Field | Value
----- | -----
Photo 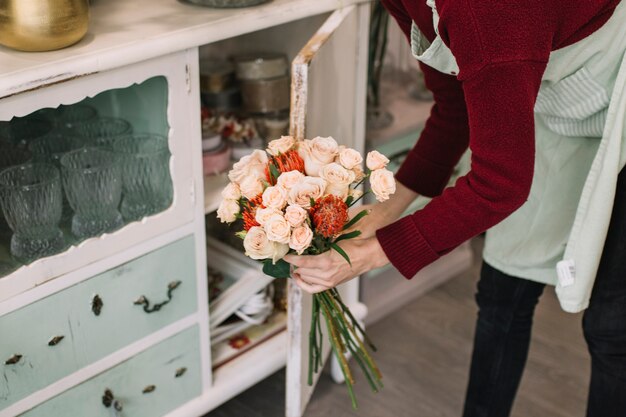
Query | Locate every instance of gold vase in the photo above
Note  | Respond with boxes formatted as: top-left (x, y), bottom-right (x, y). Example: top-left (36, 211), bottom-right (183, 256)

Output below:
top-left (0, 0), bottom-right (89, 52)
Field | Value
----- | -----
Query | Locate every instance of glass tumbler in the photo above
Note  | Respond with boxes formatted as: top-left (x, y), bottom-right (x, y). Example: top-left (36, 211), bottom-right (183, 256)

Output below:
top-left (0, 163), bottom-right (65, 263)
top-left (0, 142), bottom-right (33, 238)
top-left (111, 134), bottom-right (173, 221)
top-left (60, 148), bottom-right (124, 238)
top-left (29, 134), bottom-right (85, 223)
top-left (68, 117), bottom-right (132, 149)
top-left (7, 117), bottom-right (53, 148)
top-left (56, 104), bottom-right (98, 129)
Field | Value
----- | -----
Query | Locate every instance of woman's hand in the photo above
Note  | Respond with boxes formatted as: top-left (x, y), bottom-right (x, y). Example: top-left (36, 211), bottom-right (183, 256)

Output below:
top-left (284, 237), bottom-right (389, 293)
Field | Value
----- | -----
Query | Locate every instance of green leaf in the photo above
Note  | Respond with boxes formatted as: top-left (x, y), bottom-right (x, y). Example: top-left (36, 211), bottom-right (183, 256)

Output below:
top-left (345, 195), bottom-right (354, 206)
top-left (335, 230), bottom-right (361, 243)
top-left (235, 230), bottom-right (248, 240)
top-left (343, 209), bottom-right (369, 231)
top-left (331, 243), bottom-right (351, 266)
top-left (310, 197), bottom-right (316, 208)
top-left (262, 258), bottom-right (291, 278)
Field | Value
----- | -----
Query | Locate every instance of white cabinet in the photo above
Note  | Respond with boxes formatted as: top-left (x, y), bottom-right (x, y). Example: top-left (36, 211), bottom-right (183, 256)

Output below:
top-left (0, 1), bottom-right (371, 416)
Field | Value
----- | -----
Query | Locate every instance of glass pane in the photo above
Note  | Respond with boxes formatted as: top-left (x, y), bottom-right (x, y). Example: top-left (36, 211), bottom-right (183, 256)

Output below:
top-left (0, 76), bottom-right (171, 276)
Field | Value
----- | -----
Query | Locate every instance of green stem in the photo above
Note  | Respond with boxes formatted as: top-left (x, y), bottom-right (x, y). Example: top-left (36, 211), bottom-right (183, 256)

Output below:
top-left (319, 299), bottom-right (358, 409)
top-left (319, 293), bottom-right (382, 392)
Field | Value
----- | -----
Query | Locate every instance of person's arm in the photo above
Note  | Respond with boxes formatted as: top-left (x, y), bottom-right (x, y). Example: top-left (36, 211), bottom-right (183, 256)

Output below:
top-left (377, 61), bottom-right (546, 278)
top-left (286, 60), bottom-right (546, 292)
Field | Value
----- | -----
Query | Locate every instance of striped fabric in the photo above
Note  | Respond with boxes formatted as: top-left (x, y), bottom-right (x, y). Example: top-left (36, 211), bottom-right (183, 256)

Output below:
top-left (535, 67), bottom-right (610, 137)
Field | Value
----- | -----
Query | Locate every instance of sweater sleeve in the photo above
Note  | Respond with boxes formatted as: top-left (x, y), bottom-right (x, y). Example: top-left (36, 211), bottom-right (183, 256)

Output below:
top-left (377, 60), bottom-right (546, 278)
top-left (395, 63), bottom-right (470, 197)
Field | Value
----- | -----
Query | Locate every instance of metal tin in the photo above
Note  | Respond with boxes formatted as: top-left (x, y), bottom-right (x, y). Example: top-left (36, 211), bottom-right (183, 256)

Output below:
top-left (200, 87), bottom-right (242, 111)
top-left (240, 76), bottom-right (290, 114)
top-left (234, 53), bottom-right (288, 80)
top-left (200, 60), bottom-right (236, 93)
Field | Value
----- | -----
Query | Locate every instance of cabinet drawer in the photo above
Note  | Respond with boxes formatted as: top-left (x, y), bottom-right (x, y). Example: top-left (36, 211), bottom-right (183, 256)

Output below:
top-left (21, 325), bottom-right (202, 417)
top-left (0, 235), bottom-right (198, 409)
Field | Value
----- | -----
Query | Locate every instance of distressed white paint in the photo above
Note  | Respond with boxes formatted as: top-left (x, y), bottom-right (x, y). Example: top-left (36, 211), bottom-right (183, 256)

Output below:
top-left (0, 0), bottom-right (368, 99)
top-left (286, 5), bottom-right (370, 417)
top-left (0, 1), bottom-right (371, 416)
top-left (0, 51), bottom-right (199, 303)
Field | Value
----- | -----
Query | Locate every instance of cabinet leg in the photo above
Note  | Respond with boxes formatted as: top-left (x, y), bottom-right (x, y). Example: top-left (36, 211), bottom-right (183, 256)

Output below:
top-left (330, 354), bottom-right (347, 384)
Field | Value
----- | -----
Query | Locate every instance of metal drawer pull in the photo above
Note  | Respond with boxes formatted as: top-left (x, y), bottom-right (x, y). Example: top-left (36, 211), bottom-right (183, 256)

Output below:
top-left (5, 354), bottom-right (22, 365)
top-left (48, 336), bottom-right (65, 346)
top-left (102, 389), bottom-right (123, 411)
top-left (175, 367), bottom-right (187, 378)
top-left (133, 280), bottom-right (182, 313)
top-left (92, 294), bottom-right (103, 316)
top-left (142, 385), bottom-right (156, 394)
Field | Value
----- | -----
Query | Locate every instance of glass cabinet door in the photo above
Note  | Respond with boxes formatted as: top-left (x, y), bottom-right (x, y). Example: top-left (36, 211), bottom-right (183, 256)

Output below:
top-left (0, 50), bottom-right (202, 302)
top-left (286, 5), bottom-right (369, 417)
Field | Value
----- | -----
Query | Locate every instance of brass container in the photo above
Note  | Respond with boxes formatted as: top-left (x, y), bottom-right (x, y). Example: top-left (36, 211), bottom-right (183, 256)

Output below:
top-left (0, 0), bottom-right (89, 52)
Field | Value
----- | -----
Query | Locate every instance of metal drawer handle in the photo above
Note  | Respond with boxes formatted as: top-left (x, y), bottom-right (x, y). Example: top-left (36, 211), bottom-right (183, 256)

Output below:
top-left (102, 389), bottom-right (123, 411)
top-left (5, 354), bottom-right (22, 365)
top-left (133, 280), bottom-right (182, 313)
top-left (175, 367), bottom-right (187, 378)
top-left (142, 385), bottom-right (156, 394)
top-left (92, 294), bottom-right (103, 316)
top-left (48, 336), bottom-right (65, 346)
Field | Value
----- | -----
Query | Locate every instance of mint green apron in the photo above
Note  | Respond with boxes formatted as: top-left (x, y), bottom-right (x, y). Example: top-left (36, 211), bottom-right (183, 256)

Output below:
top-left (411, 0), bottom-right (626, 312)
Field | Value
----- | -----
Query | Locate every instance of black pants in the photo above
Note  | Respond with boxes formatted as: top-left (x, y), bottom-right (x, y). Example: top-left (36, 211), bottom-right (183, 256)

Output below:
top-left (463, 169), bottom-right (626, 417)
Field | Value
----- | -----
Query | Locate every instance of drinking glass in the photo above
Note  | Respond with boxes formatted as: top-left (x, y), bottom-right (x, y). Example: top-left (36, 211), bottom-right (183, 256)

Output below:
top-left (0, 163), bottom-right (65, 262)
top-left (29, 134), bottom-right (85, 222)
top-left (60, 148), bottom-right (124, 238)
top-left (0, 142), bottom-right (33, 238)
top-left (67, 117), bottom-right (132, 148)
top-left (56, 104), bottom-right (98, 129)
top-left (111, 133), bottom-right (173, 221)
top-left (6, 117), bottom-right (53, 147)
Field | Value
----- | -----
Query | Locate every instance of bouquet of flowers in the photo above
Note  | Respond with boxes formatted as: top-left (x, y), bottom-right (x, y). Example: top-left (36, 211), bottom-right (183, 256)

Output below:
top-left (217, 135), bottom-right (395, 407)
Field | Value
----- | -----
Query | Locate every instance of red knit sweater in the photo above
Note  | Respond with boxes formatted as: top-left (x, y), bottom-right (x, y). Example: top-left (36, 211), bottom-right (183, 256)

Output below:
top-left (376, 0), bottom-right (620, 278)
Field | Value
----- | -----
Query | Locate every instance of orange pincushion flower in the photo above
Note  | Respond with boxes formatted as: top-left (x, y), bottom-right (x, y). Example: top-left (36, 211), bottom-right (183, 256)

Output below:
top-left (242, 195), bottom-right (263, 231)
top-left (311, 195), bottom-right (349, 238)
top-left (266, 149), bottom-right (305, 184)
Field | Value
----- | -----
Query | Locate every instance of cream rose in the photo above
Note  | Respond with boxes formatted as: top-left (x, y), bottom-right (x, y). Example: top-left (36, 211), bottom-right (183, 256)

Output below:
top-left (217, 199), bottom-right (240, 223)
top-left (239, 176), bottom-right (264, 200)
top-left (255, 207), bottom-right (282, 226)
top-left (244, 226), bottom-right (289, 263)
top-left (320, 162), bottom-right (356, 199)
top-left (264, 214), bottom-right (291, 244)
top-left (228, 149), bottom-right (269, 184)
top-left (276, 170), bottom-right (304, 191)
top-left (366, 150), bottom-right (390, 171)
top-left (287, 177), bottom-right (327, 208)
top-left (284, 204), bottom-right (308, 227)
top-left (289, 223), bottom-right (313, 255)
top-left (262, 186), bottom-right (287, 210)
top-left (370, 168), bottom-right (396, 202)
top-left (221, 182), bottom-right (241, 200)
top-left (337, 147), bottom-right (363, 170)
top-left (297, 136), bottom-right (338, 176)
top-left (267, 135), bottom-right (296, 156)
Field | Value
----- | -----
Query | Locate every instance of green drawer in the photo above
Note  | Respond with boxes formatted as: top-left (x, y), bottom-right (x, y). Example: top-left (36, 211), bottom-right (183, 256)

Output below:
top-left (22, 325), bottom-right (202, 417)
top-left (0, 235), bottom-right (198, 410)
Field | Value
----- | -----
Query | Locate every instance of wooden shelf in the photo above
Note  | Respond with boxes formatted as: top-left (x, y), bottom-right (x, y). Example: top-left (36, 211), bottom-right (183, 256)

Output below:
top-left (0, 0), bottom-right (367, 103)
